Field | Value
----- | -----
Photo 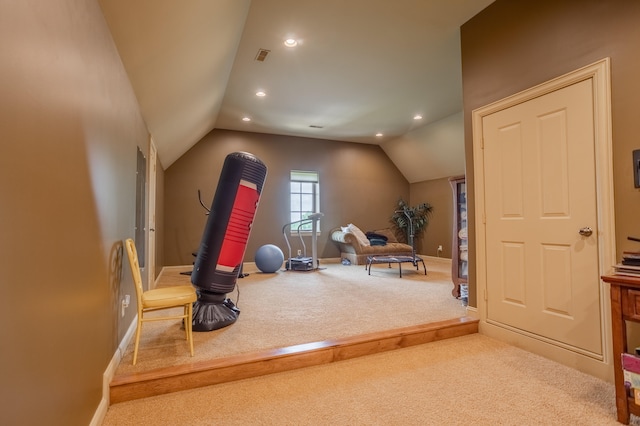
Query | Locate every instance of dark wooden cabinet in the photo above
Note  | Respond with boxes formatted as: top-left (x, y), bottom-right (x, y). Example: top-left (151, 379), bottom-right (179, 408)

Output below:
top-left (601, 274), bottom-right (640, 424)
top-left (449, 176), bottom-right (467, 299)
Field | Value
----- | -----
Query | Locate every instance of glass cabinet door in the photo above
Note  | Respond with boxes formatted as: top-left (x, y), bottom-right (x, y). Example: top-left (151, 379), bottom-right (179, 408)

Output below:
top-left (449, 176), bottom-right (467, 300)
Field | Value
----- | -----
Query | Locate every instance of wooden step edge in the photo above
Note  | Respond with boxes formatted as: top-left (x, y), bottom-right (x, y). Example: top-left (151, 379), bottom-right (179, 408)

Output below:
top-left (110, 316), bottom-right (478, 404)
top-left (111, 316), bottom-right (477, 385)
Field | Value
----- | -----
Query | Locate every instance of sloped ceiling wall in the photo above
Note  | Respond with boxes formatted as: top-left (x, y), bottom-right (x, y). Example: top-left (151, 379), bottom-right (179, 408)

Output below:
top-left (99, 0), bottom-right (492, 181)
top-left (99, 0), bottom-right (252, 168)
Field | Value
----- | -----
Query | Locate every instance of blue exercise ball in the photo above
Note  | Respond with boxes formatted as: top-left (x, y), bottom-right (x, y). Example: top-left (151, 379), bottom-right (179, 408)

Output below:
top-left (255, 244), bottom-right (284, 273)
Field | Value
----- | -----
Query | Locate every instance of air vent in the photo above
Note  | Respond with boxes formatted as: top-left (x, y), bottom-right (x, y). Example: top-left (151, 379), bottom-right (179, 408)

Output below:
top-left (309, 125), bottom-right (324, 129)
top-left (255, 48), bottom-right (270, 62)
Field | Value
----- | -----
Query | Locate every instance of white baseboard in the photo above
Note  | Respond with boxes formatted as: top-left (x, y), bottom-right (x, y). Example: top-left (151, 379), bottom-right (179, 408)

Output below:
top-left (193, 258), bottom-right (345, 275)
top-left (420, 255), bottom-right (452, 265)
top-left (465, 305), bottom-right (478, 319)
top-left (158, 265), bottom-right (193, 274)
top-left (242, 262), bottom-right (258, 273)
top-left (319, 257), bottom-right (342, 264)
top-left (480, 320), bottom-right (613, 383)
top-left (90, 315), bottom-right (137, 425)
top-left (163, 257), bottom-right (442, 275)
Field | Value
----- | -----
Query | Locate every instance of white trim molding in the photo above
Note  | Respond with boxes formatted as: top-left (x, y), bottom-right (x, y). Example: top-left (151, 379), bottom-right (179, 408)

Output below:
top-left (90, 316), bottom-right (137, 425)
top-left (472, 58), bottom-right (616, 382)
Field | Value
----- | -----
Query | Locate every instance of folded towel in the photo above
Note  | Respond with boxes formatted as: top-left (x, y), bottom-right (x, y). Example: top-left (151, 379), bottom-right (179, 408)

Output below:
top-left (365, 232), bottom-right (388, 242)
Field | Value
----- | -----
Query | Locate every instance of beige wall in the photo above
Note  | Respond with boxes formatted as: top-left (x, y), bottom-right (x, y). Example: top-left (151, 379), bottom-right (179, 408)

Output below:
top-left (410, 177), bottom-right (456, 257)
top-left (382, 112), bottom-right (465, 183)
top-left (163, 129), bottom-right (411, 265)
top-left (0, 1), bottom-right (148, 424)
top-left (16, 1), bottom-right (632, 422)
top-left (461, 0), bottom-right (640, 307)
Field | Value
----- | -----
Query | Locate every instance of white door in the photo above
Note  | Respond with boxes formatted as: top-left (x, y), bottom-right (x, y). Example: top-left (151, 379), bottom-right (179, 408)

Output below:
top-left (482, 78), bottom-right (601, 355)
top-left (147, 139), bottom-right (157, 290)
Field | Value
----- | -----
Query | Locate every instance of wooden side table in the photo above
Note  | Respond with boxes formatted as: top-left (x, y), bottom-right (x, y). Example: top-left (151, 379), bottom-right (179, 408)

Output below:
top-left (602, 274), bottom-right (640, 424)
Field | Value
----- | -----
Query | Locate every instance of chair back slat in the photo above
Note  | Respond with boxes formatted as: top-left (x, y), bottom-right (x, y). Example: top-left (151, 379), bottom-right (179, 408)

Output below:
top-left (125, 238), bottom-right (144, 309)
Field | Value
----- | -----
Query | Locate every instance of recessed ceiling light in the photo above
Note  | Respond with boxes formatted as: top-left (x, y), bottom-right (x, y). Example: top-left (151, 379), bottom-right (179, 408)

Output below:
top-left (284, 38), bottom-right (298, 47)
top-left (414, 114), bottom-right (423, 120)
top-left (376, 133), bottom-right (383, 137)
top-left (256, 91), bottom-right (266, 97)
top-left (242, 117), bottom-right (251, 122)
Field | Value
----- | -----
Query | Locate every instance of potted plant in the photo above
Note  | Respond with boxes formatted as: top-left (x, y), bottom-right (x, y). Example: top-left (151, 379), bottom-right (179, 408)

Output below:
top-left (390, 198), bottom-right (434, 245)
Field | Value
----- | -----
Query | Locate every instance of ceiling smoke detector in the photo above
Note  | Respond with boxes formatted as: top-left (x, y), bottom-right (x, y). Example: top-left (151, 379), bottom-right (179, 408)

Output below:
top-left (255, 49), bottom-right (270, 62)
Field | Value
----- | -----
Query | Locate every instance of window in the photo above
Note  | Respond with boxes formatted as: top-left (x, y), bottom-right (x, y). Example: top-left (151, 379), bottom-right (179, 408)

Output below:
top-left (290, 170), bottom-right (319, 232)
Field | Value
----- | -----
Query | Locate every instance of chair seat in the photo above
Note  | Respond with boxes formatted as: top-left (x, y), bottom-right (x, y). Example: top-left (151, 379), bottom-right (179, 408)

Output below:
top-left (142, 286), bottom-right (197, 309)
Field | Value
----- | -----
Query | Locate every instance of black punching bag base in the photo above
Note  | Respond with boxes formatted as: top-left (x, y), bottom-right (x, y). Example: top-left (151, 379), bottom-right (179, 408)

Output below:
top-left (192, 291), bottom-right (240, 332)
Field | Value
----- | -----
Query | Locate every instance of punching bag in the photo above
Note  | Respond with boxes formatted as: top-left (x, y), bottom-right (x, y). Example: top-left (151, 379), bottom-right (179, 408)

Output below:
top-left (191, 152), bottom-right (267, 331)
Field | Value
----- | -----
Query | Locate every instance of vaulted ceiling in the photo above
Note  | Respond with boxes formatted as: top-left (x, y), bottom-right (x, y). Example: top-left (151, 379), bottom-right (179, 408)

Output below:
top-left (99, 0), bottom-right (494, 182)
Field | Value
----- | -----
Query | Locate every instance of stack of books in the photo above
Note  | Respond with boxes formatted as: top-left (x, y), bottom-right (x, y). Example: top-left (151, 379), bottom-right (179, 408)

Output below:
top-left (614, 251), bottom-right (640, 277)
top-left (622, 353), bottom-right (640, 403)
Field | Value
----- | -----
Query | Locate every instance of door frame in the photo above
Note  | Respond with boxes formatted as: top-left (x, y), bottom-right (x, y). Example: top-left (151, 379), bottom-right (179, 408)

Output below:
top-left (471, 58), bottom-right (616, 381)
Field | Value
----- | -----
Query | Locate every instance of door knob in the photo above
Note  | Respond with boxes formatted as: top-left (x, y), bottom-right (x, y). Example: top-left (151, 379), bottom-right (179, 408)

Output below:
top-left (579, 227), bottom-right (593, 237)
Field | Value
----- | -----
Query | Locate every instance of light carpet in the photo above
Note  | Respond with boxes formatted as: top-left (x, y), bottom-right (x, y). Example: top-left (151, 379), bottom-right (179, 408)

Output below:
top-left (104, 333), bottom-right (638, 425)
top-left (115, 258), bottom-right (467, 374)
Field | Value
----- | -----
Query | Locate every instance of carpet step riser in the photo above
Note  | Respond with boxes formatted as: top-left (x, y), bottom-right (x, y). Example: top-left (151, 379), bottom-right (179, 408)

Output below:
top-left (110, 318), bottom-right (478, 404)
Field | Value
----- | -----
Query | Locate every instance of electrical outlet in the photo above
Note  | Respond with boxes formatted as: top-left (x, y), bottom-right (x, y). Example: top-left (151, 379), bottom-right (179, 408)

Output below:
top-left (297, 249), bottom-right (302, 256)
top-left (437, 245), bottom-right (443, 252)
top-left (121, 294), bottom-right (131, 317)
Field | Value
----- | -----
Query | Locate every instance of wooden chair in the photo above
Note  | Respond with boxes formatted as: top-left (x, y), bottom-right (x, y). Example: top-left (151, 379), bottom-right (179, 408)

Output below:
top-left (124, 238), bottom-right (197, 365)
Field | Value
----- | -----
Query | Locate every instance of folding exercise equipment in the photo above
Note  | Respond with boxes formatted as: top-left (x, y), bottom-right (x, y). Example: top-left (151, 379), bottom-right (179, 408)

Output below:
top-left (282, 212), bottom-right (323, 271)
